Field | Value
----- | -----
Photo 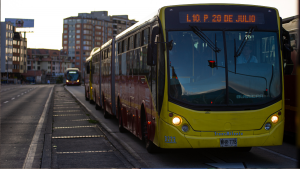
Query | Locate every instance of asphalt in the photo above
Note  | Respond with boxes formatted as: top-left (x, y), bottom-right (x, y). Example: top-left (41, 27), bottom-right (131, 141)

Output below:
top-left (43, 85), bottom-right (140, 168)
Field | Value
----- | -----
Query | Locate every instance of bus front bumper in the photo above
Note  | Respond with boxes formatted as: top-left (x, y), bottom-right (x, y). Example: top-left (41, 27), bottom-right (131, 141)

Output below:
top-left (158, 119), bottom-right (284, 149)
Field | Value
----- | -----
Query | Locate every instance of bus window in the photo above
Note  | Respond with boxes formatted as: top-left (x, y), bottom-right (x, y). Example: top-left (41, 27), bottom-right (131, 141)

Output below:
top-left (142, 28), bottom-right (149, 46)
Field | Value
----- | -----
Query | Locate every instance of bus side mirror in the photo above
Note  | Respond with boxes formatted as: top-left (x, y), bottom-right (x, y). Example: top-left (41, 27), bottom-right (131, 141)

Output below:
top-left (282, 28), bottom-right (293, 61)
top-left (147, 26), bottom-right (159, 66)
top-left (86, 65), bottom-right (90, 73)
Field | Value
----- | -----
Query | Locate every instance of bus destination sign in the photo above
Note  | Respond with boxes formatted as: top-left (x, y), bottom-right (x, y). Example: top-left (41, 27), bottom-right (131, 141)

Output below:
top-left (179, 11), bottom-right (264, 24)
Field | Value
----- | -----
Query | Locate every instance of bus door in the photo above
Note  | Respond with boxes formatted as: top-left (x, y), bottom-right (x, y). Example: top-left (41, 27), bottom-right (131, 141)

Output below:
top-left (131, 49), bottom-right (139, 135)
top-left (128, 50), bottom-right (134, 132)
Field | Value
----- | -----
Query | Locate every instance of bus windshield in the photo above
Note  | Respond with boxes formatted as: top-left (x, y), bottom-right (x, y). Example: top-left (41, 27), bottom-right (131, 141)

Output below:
top-left (67, 71), bottom-right (79, 81)
top-left (168, 30), bottom-right (281, 105)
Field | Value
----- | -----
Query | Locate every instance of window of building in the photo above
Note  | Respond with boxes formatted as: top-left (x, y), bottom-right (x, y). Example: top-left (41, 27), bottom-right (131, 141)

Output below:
top-left (64, 41), bottom-right (67, 44)
top-left (76, 24), bottom-right (80, 28)
top-left (64, 35), bottom-right (67, 38)
top-left (76, 40), bottom-right (80, 44)
top-left (64, 25), bottom-right (68, 28)
top-left (27, 66), bottom-right (31, 70)
top-left (76, 30), bottom-right (80, 33)
top-left (52, 67), bottom-right (55, 70)
top-left (76, 46), bottom-right (80, 49)
top-left (64, 30), bottom-right (67, 33)
top-left (76, 35), bottom-right (80, 38)
top-left (64, 20), bottom-right (68, 24)
top-left (76, 62), bottom-right (80, 65)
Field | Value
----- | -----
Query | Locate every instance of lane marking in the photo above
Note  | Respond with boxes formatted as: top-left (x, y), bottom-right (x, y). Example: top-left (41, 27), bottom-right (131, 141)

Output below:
top-left (17, 95), bottom-right (20, 97)
top-left (56, 150), bottom-right (114, 154)
top-left (258, 147), bottom-right (297, 162)
top-left (53, 114), bottom-right (84, 116)
top-left (22, 86), bottom-right (54, 169)
top-left (53, 125), bottom-right (96, 129)
top-left (4, 101), bottom-right (9, 103)
top-left (12, 98), bottom-right (15, 100)
top-left (52, 135), bottom-right (105, 139)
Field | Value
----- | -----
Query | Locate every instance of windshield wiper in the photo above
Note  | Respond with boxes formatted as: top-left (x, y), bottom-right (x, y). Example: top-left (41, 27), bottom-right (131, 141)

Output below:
top-left (234, 26), bottom-right (255, 73)
top-left (190, 25), bottom-right (221, 53)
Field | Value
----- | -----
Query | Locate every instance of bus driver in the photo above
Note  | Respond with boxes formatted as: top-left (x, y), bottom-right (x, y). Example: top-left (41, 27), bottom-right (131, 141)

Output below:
top-left (237, 43), bottom-right (258, 64)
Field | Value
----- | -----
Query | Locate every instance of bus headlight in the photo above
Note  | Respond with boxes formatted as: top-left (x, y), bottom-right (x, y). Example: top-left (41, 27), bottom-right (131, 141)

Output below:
top-left (77, 80), bottom-right (79, 82)
top-left (172, 116), bottom-right (182, 126)
top-left (66, 80), bottom-right (69, 82)
top-left (271, 115), bottom-right (279, 124)
top-left (265, 123), bottom-right (271, 130)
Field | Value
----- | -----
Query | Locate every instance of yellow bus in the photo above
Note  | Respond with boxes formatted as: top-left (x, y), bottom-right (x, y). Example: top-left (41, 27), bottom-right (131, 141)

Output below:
top-left (87, 3), bottom-right (291, 153)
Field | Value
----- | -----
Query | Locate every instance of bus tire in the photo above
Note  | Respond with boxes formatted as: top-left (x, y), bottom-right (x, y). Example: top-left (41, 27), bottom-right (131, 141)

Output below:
top-left (118, 101), bottom-right (126, 133)
top-left (103, 99), bottom-right (109, 119)
top-left (85, 89), bottom-right (89, 101)
top-left (141, 109), bottom-right (159, 153)
top-left (95, 103), bottom-right (101, 110)
top-left (90, 91), bottom-right (95, 104)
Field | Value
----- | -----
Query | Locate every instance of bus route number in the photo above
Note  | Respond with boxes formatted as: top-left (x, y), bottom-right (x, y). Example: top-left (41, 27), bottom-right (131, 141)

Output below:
top-left (165, 136), bottom-right (176, 143)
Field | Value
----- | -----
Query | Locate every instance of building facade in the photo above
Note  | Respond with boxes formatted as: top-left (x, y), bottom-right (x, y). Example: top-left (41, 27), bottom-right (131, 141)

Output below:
top-left (1, 21), bottom-right (26, 83)
top-left (23, 48), bottom-right (72, 83)
top-left (62, 11), bottom-right (137, 77)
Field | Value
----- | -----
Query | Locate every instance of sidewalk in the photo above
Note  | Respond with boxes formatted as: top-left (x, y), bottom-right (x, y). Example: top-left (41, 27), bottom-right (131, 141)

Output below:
top-left (45, 85), bottom-right (133, 168)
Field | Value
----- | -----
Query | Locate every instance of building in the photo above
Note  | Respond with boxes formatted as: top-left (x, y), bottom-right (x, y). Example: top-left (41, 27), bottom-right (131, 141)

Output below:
top-left (62, 11), bottom-right (137, 77)
top-left (1, 21), bottom-right (26, 84)
top-left (22, 48), bottom-right (72, 83)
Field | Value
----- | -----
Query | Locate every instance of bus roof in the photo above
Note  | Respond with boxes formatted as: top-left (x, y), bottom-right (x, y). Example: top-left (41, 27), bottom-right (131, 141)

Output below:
top-left (66, 68), bottom-right (80, 71)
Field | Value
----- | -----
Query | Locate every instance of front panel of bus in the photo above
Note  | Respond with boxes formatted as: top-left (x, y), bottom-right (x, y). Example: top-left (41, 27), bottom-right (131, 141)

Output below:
top-left (158, 4), bottom-right (284, 148)
top-left (66, 70), bottom-right (80, 85)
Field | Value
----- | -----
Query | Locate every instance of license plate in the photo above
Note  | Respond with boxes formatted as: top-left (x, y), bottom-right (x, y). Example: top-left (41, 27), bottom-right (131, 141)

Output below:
top-left (220, 138), bottom-right (237, 147)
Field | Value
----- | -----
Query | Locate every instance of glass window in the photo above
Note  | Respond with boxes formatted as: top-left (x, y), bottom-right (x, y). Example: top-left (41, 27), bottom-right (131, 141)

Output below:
top-left (168, 30), bottom-right (281, 106)
top-left (64, 25), bottom-right (68, 28)
top-left (142, 28), bottom-right (149, 45)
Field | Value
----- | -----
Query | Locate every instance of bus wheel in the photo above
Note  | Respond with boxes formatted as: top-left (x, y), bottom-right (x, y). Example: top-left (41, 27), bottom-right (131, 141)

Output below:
top-left (85, 89), bottom-right (89, 101)
top-left (90, 92), bottom-right (95, 104)
top-left (103, 99), bottom-right (109, 119)
top-left (118, 102), bottom-right (126, 133)
top-left (95, 103), bottom-right (101, 110)
top-left (142, 114), bottom-right (159, 153)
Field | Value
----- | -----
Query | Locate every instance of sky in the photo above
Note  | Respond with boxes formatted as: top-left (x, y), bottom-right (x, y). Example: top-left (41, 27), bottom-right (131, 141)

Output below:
top-left (1, 0), bottom-right (298, 50)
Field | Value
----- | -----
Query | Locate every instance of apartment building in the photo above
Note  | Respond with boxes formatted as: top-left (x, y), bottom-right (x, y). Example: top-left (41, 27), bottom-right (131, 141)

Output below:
top-left (62, 11), bottom-right (137, 77)
top-left (1, 21), bottom-right (22, 83)
top-left (23, 48), bottom-right (72, 83)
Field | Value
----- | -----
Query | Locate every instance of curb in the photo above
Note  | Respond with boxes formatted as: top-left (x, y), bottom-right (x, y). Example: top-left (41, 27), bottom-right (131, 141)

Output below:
top-left (64, 86), bottom-right (149, 168)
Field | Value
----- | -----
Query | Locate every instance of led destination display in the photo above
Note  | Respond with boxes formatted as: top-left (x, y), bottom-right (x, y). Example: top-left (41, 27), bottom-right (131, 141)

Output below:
top-left (179, 11), bottom-right (264, 24)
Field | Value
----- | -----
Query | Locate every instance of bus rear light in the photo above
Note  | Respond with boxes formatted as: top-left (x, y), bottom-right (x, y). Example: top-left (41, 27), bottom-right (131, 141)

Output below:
top-left (172, 116), bottom-right (182, 126)
top-left (271, 115), bottom-right (279, 123)
top-left (148, 121), bottom-right (151, 125)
